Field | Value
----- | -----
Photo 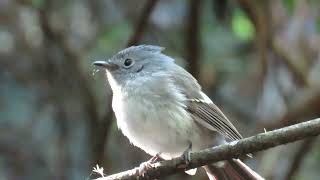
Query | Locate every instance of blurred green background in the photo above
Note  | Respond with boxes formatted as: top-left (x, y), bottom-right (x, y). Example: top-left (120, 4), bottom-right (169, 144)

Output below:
top-left (1, 0), bottom-right (320, 179)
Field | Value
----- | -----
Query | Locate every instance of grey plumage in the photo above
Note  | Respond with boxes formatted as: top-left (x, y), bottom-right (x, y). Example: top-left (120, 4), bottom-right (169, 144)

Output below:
top-left (93, 45), bottom-right (263, 180)
top-left (187, 100), bottom-right (242, 141)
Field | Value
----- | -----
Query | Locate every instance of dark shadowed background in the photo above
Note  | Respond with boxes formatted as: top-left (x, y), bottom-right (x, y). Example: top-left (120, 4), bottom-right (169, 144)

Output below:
top-left (1, 0), bottom-right (320, 179)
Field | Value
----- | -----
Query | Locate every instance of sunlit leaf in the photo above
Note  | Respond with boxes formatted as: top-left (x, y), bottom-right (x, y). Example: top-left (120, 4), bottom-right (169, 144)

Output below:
top-left (231, 10), bottom-right (255, 41)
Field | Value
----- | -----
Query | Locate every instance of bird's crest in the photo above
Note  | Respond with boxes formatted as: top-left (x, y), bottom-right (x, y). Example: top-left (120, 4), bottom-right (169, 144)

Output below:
top-left (117, 45), bottom-right (165, 57)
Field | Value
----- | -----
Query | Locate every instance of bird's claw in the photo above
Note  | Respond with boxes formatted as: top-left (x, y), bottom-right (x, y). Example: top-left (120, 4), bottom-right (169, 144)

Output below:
top-left (138, 153), bottom-right (162, 176)
top-left (181, 142), bottom-right (192, 164)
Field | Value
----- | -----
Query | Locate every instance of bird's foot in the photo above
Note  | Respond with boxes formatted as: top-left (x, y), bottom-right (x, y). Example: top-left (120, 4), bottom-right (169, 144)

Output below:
top-left (181, 142), bottom-right (192, 164)
top-left (138, 153), bottom-right (162, 176)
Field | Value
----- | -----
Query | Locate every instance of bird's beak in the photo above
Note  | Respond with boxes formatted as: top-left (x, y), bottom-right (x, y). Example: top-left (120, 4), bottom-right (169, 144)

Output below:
top-left (93, 60), bottom-right (119, 71)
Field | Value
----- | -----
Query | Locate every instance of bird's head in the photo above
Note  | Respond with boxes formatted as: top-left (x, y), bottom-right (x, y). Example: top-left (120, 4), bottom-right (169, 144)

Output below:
top-left (93, 45), bottom-right (174, 87)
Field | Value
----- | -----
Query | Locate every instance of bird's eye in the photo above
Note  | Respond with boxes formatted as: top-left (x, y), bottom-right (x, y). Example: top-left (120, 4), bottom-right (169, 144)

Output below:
top-left (124, 58), bottom-right (133, 67)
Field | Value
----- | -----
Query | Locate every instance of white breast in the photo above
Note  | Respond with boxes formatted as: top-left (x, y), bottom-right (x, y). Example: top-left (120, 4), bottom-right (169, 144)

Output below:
top-left (108, 73), bottom-right (184, 158)
top-left (108, 72), bottom-right (216, 159)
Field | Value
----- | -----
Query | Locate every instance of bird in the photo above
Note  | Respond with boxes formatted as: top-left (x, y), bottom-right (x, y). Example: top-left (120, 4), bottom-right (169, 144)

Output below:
top-left (93, 45), bottom-right (264, 180)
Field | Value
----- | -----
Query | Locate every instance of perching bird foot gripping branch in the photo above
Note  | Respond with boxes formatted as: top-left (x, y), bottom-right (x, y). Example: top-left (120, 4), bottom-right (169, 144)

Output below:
top-left (94, 118), bottom-right (320, 180)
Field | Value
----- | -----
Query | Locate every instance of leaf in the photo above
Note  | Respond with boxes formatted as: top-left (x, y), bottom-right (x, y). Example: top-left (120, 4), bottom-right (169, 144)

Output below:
top-left (231, 10), bottom-right (255, 41)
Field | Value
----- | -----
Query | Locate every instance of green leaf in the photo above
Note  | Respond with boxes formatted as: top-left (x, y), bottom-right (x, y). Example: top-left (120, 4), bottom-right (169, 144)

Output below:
top-left (231, 10), bottom-right (255, 41)
top-left (283, 0), bottom-right (295, 14)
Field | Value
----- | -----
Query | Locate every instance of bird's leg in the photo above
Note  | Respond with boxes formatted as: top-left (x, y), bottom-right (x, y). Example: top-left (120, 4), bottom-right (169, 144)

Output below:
top-left (181, 142), bottom-right (192, 164)
top-left (149, 152), bottom-right (163, 163)
top-left (138, 152), bottom-right (162, 176)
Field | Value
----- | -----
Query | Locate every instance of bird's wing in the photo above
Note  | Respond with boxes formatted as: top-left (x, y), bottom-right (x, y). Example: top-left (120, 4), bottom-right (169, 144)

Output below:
top-left (168, 64), bottom-right (243, 141)
top-left (186, 97), bottom-right (243, 141)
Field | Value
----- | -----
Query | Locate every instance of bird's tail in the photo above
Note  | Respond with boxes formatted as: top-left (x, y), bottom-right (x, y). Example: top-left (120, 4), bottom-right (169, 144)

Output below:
top-left (203, 159), bottom-right (264, 180)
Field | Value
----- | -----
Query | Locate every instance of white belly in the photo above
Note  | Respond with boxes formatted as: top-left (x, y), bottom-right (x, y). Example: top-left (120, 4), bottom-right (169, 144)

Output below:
top-left (113, 95), bottom-right (219, 160)
top-left (108, 73), bottom-right (218, 159)
top-left (113, 94), bottom-right (194, 159)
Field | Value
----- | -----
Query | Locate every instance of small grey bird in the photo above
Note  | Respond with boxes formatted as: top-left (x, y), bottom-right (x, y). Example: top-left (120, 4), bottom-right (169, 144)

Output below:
top-left (94, 45), bottom-right (264, 180)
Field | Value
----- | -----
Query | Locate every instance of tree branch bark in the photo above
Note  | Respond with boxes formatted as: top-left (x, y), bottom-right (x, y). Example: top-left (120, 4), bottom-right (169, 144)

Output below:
top-left (186, 0), bottom-right (201, 78)
top-left (127, 0), bottom-right (159, 47)
top-left (284, 137), bottom-right (316, 180)
top-left (94, 118), bottom-right (320, 180)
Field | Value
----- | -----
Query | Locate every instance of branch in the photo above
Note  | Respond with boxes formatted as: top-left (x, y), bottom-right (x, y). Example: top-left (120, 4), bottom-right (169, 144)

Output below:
top-left (284, 137), bottom-right (316, 180)
top-left (237, 0), bottom-right (270, 91)
top-left (272, 38), bottom-right (310, 86)
top-left (36, 0), bottom-right (105, 167)
top-left (127, 0), bottom-right (159, 47)
top-left (94, 118), bottom-right (320, 180)
top-left (186, 0), bottom-right (201, 78)
top-left (266, 90), bottom-right (320, 130)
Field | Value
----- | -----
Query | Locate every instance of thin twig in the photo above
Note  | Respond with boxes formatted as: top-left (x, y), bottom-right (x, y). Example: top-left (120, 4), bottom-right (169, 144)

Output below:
top-left (127, 0), bottom-right (159, 47)
top-left (266, 90), bottom-right (320, 130)
top-left (284, 137), bottom-right (316, 180)
top-left (36, 1), bottom-right (104, 167)
top-left (237, 0), bottom-right (270, 93)
top-left (271, 38), bottom-right (310, 86)
top-left (186, 0), bottom-right (201, 78)
top-left (95, 118), bottom-right (320, 180)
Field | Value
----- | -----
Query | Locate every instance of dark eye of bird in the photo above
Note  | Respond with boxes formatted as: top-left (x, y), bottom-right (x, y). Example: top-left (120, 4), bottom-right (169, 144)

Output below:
top-left (124, 58), bottom-right (133, 67)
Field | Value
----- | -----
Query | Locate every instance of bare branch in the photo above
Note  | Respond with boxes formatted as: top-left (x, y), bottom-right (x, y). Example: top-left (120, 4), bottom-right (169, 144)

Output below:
top-left (284, 137), bottom-right (316, 180)
top-left (94, 118), bottom-right (320, 180)
top-left (266, 90), bottom-right (320, 130)
top-left (272, 38), bottom-right (310, 86)
top-left (185, 0), bottom-right (201, 78)
top-left (236, 0), bottom-right (270, 87)
top-left (127, 0), bottom-right (159, 47)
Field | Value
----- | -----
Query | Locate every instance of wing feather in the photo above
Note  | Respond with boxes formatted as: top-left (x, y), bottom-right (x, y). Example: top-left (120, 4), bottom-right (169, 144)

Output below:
top-left (187, 99), bottom-right (243, 141)
top-left (167, 64), bottom-right (243, 141)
